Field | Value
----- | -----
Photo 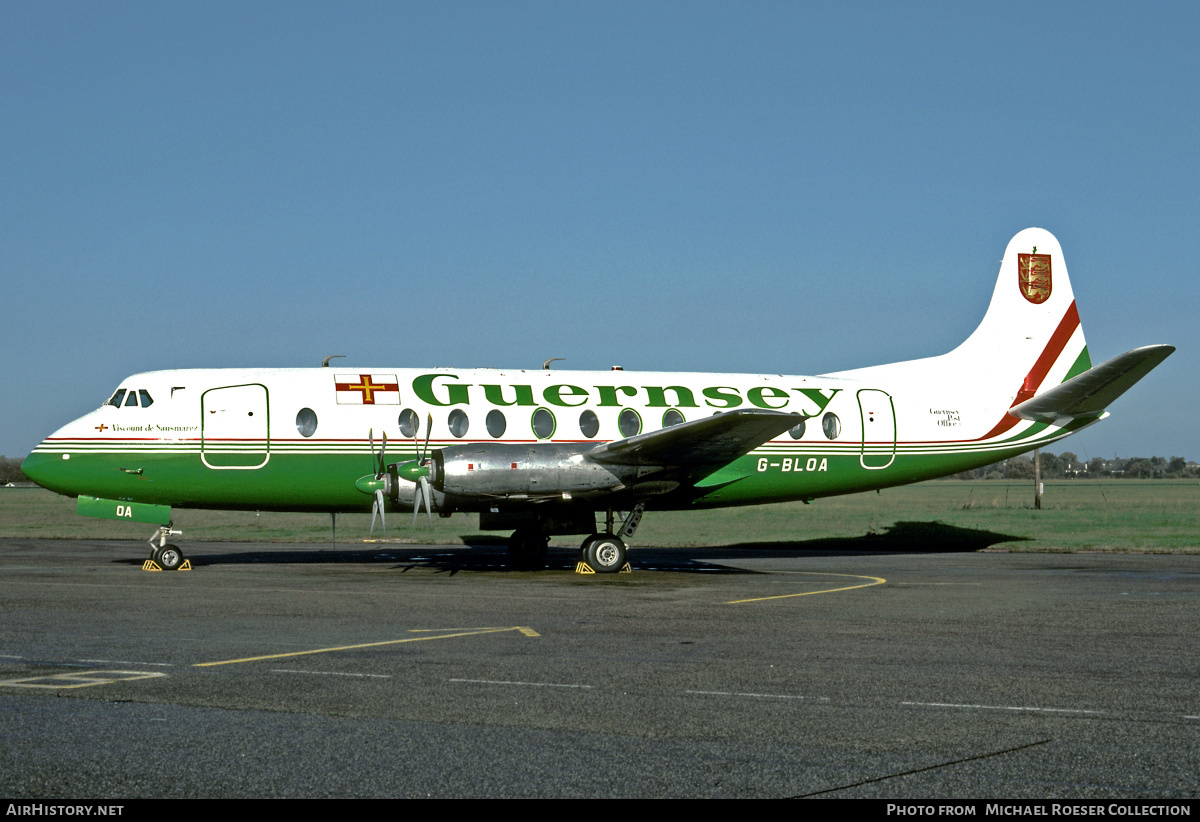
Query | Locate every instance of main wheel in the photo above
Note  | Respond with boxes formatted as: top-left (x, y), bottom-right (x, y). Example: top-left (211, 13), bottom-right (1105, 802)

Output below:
top-left (155, 544), bottom-right (185, 571)
top-left (584, 535), bottom-right (626, 573)
top-left (579, 532), bottom-right (605, 562)
top-left (507, 528), bottom-right (548, 570)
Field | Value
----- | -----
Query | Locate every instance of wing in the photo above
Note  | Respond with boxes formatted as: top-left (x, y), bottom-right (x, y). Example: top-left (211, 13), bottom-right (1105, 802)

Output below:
top-left (1009, 344), bottom-right (1174, 422)
top-left (588, 408), bottom-right (799, 478)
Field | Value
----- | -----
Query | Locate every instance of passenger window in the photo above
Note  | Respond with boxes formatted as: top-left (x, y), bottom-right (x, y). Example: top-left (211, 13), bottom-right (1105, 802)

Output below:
top-left (398, 409), bottom-right (419, 438)
top-left (579, 409), bottom-right (599, 439)
top-left (822, 412), bottom-right (841, 440)
top-left (532, 408), bottom-right (555, 439)
top-left (486, 409), bottom-right (506, 438)
top-left (448, 409), bottom-right (469, 438)
top-left (789, 417), bottom-right (806, 439)
top-left (618, 408), bottom-right (642, 438)
top-left (139, 390), bottom-right (154, 408)
top-left (296, 408), bottom-right (318, 438)
top-left (662, 409), bottom-right (684, 428)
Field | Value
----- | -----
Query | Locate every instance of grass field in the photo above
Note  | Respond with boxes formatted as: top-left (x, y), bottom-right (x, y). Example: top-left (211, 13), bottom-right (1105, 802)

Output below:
top-left (2, 481), bottom-right (1196, 553)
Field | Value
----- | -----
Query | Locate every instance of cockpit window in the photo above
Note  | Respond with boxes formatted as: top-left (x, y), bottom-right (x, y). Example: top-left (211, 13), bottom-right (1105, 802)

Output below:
top-left (107, 388), bottom-right (154, 408)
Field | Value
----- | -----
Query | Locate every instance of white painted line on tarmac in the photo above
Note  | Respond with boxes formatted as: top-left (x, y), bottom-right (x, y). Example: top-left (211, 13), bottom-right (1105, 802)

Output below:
top-left (450, 678), bottom-right (593, 689)
top-left (687, 690), bottom-right (830, 701)
top-left (271, 668), bottom-right (392, 678)
top-left (902, 701), bottom-right (1103, 714)
top-left (79, 658), bottom-right (174, 667)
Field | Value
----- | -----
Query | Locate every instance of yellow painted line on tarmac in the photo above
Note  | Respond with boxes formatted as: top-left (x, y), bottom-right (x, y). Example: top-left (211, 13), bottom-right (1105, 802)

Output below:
top-left (194, 626), bottom-right (537, 667)
top-left (727, 572), bottom-right (886, 604)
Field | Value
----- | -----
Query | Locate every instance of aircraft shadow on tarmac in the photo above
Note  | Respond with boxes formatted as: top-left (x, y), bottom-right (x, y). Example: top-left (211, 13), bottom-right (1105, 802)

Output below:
top-left (115, 521), bottom-right (1027, 574)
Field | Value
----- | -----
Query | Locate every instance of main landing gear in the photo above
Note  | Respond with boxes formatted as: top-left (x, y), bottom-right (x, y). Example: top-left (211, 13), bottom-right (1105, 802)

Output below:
top-left (577, 532), bottom-right (629, 573)
top-left (143, 525), bottom-right (190, 572)
top-left (505, 505), bottom-right (642, 574)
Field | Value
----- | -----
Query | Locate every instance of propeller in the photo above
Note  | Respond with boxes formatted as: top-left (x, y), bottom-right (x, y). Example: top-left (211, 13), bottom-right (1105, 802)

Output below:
top-left (397, 414), bottom-right (434, 526)
top-left (353, 428), bottom-right (392, 536)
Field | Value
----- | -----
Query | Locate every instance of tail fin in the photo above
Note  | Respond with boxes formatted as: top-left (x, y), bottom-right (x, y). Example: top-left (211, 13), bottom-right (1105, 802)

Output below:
top-left (951, 228), bottom-right (1172, 439)
top-left (951, 227), bottom-right (1092, 401)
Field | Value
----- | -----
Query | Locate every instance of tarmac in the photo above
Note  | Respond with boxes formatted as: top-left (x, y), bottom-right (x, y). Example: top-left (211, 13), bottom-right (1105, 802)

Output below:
top-left (1, 538), bottom-right (1197, 798)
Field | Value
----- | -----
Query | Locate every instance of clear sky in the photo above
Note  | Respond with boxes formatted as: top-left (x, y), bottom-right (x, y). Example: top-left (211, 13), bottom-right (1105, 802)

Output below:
top-left (3, 1), bottom-right (1196, 463)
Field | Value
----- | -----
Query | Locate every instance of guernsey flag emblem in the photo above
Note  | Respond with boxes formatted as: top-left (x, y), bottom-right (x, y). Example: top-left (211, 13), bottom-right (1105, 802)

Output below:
top-left (335, 374), bottom-right (400, 405)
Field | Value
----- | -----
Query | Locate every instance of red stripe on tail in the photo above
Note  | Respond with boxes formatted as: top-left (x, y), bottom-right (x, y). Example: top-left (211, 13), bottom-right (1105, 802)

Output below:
top-left (981, 301), bottom-right (1080, 440)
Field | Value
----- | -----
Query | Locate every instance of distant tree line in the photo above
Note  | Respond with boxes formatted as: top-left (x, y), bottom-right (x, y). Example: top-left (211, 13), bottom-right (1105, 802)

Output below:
top-left (0, 456), bottom-right (29, 483)
top-left (954, 452), bottom-right (1198, 480)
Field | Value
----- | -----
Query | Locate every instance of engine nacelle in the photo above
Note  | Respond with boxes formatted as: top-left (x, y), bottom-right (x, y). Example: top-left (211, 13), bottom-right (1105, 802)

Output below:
top-left (431, 443), bottom-right (627, 498)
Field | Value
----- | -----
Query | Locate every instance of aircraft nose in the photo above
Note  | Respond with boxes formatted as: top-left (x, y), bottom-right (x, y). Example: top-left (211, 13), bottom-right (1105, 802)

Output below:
top-left (21, 449), bottom-right (70, 494)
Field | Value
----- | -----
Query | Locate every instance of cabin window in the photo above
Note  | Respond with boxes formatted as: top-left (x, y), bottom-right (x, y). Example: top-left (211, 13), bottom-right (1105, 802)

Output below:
top-left (107, 389), bottom-right (127, 407)
top-left (579, 409), bottom-right (599, 439)
top-left (618, 408), bottom-right (642, 438)
top-left (822, 412), bottom-right (841, 440)
top-left (532, 408), bottom-right (555, 439)
top-left (788, 417), bottom-right (806, 439)
top-left (486, 409), bottom-right (506, 438)
top-left (398, 408), bottom-right (419, 438)
top-left (448, 409), bottom-right (469, 438)
top-left (138, 390), bottom-right (154, 408)
top-left (296, 408), bottom-right (318, 438)
top-left (662, 409), bottom-right (684, 428)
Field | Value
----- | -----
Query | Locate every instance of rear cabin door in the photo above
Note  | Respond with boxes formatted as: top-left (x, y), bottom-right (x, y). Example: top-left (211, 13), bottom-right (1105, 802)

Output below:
top-left (857, 389), bottom-right (896, 470)
top-left (201, 384), bottom-right (270, 469)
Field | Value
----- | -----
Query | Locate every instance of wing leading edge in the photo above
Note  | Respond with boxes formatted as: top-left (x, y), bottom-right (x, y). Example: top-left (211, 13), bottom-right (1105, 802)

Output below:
top-left (588, 409), bottom-right (799, 475)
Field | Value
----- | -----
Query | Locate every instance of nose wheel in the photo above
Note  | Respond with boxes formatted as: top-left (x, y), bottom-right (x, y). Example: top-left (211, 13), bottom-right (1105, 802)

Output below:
top-left (143, 525), bottom-right (190, 572)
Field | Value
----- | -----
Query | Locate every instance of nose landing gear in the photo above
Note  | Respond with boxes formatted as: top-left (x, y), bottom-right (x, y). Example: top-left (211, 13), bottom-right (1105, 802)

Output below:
top-left (142, 525), bottom-right (190, 572)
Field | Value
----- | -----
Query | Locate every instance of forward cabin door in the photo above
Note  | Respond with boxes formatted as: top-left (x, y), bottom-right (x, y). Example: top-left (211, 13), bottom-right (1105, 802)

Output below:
top-left (201, 384), bottom-right (270, 469)
top-left (857, 389), bottom-right (896, 469)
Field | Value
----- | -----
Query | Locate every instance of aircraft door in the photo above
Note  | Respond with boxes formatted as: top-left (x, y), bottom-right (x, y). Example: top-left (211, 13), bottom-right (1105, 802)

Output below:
top-left (201, 384), bottom-right (270, 469)
top-left (857, 389), bottom-right (896, 470)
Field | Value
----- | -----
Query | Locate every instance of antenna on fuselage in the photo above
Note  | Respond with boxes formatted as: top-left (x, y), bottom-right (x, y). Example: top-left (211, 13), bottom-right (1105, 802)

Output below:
top-left (543, 358), bottom-right (564, 370)
top-left (322, 355), bottom-right (346, 367)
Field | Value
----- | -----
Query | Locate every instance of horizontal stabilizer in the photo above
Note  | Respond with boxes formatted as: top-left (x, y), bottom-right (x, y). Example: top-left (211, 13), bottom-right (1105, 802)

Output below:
top-left (589, 409), bottom-right (798, 470)
top-left (1009, 344), bottom-right (1174, 422)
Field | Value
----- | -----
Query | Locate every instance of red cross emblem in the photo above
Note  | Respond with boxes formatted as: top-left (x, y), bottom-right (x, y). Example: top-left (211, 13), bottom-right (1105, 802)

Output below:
top-left (334, 374), bottom-right (400, 405)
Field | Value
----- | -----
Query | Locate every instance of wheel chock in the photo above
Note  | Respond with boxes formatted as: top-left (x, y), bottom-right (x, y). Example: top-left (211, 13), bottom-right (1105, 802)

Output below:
top-left (574, 561), bottom-right (633, 575)
top-left (141, 559), bottom-right (192, 572)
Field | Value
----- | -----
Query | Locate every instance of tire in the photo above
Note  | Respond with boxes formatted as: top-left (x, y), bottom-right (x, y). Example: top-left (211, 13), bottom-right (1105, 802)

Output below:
top-left (579, 533), bottom-right (605, 562)
top-left (155, 544), bottom-right (185, 571)
top-left (585, 535), bottom-right (626, 573)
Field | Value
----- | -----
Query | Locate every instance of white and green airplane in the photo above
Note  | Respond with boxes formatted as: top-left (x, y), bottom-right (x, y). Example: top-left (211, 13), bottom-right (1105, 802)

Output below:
top-left (23, 228), bottom-right (1173, 572)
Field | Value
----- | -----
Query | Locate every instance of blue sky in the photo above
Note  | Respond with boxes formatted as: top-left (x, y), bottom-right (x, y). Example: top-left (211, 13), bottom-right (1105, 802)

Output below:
top-left (3, 1), bottom-right (1196, 463)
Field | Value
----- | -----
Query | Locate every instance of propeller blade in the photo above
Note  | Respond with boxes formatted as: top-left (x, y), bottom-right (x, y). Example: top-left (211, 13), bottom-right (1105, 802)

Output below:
top-left (378, 431), bottom-right (387, 476)
top-left (371, 488), bottom-right (386, 535)
top-left (412, 475), bottom-right (433, 526)
top-left (420, 476), bottom-right (432, 525)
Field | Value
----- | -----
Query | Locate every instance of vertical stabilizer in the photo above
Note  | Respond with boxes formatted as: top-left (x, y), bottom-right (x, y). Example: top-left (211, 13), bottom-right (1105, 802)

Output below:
top-left (949, 228), bottom-right (1092, 437)
top-left (950, 225), bottom-right (1094, 393)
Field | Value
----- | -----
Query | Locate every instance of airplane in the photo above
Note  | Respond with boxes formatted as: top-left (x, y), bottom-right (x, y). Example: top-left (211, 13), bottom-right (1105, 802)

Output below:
top-left (22, 228), bottom-right (1173, 573)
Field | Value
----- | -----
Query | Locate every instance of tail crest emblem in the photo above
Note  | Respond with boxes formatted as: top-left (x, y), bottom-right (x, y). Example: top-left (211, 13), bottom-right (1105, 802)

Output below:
top-left (1018, 252), bottom-right (1053, 304)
